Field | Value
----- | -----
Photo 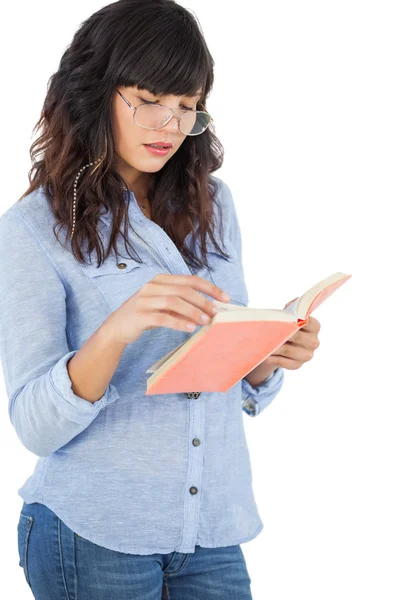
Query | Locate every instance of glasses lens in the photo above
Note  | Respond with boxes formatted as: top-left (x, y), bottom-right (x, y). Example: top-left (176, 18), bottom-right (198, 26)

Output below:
top-left (135, 104), bottom-right (211, 135)
top-left (181, 111), bottom-right (211, 135)
top-left (135, 104), bottom-right (171, 130)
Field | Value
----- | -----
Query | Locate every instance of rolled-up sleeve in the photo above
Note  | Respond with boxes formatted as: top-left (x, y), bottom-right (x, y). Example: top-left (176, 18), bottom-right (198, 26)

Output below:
top-left (0, 211), bottom-right (119, 457)
top-left (241, 366), bottom-right (285, 417)
top-left (219, 178), bottom-right (286, 417)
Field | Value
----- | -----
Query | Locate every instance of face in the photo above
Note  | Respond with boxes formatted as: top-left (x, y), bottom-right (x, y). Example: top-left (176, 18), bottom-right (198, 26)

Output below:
top-left (111, 85), bottom-right (202, 192)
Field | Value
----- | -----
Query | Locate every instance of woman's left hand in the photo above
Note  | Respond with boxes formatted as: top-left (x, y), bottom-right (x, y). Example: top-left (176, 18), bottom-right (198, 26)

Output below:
top-left (264, 316), bottom-right (321, 371)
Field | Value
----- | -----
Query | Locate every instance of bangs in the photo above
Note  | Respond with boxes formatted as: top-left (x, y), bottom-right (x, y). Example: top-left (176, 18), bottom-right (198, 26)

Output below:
top-left (112, 7), bottom-right (212, 100)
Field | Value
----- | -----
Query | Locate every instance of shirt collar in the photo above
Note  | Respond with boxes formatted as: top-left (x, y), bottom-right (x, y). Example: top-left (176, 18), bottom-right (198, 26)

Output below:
top-left (98, 186), bottom-right (141, 226)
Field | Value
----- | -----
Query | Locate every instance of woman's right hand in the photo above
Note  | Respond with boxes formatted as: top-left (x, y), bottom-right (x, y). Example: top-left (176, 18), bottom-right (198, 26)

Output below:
top-left (103, 273), bottom-right (231, 346)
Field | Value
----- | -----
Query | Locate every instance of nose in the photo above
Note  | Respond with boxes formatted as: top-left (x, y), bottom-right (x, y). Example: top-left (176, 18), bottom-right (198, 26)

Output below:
top-left (160, 114), bottom-right (183, 136)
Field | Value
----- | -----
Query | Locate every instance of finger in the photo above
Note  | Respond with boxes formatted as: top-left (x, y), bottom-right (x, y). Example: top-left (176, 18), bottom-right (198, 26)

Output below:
top-left (140, 279), bottom-right (225, 319)
top-left (272, 343), bottom-right (309, 362)
top-left (137, 294), bottom-right (215, 327)
top-left (149, 274), bottom-right (230, 304)
top-left (301, 316), bottom-right (320, 333)
top-left (139, 309), bottom-right (201, 333)
top-left (272, 356), bottom-right (302, 370)
top-left (288, 330), bottom-right (316, 349)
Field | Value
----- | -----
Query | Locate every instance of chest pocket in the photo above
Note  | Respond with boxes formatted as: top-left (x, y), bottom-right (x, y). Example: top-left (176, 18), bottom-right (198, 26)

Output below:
top-left (194, 238), bottom-right (249, 307)
top-left (81, 252), bottom-right (162, 311)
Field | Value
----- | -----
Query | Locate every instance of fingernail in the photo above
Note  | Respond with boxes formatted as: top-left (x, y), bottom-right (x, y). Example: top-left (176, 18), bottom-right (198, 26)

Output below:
top-left (221, 293), bottom-right (230, 301)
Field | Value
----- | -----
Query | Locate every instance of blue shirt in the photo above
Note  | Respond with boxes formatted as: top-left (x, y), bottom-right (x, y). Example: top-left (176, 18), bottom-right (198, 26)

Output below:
top-left (0, 176), bottom-right (284, 555)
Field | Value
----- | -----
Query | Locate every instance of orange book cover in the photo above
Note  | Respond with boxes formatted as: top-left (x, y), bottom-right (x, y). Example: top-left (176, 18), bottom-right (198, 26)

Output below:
top-left (145, 271), bottom-right (352, 395)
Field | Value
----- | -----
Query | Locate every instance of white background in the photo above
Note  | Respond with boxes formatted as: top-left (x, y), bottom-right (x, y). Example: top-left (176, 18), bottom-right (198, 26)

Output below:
top-left (0, 1), bottom-right (398, 598)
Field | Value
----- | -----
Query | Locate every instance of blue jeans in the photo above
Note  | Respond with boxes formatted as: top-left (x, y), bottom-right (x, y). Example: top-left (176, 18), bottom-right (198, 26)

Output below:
top-left (17, 501), bottom-right (253, 599)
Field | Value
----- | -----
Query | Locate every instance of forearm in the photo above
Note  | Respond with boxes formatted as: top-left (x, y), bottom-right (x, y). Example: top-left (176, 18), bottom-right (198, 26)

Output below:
top-left (67, 319), bottom-right (127, 403)
top-left (243, 361), bottom-right (277, 387)
top-left (9, 322), bottom-right (124, 456)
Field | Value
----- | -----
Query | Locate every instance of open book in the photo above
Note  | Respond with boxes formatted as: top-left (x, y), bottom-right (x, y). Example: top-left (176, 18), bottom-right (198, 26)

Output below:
top-left (145, 271), bottom-right (352, 395)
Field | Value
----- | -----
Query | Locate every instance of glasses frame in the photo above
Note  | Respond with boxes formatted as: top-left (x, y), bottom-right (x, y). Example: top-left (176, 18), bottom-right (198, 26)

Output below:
top-left (116, 89), bottom-right (214, 136)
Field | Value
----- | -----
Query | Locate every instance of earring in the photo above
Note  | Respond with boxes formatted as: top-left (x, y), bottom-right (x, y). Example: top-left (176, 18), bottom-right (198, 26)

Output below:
top-left (71, 134), bottom-right (108, 240)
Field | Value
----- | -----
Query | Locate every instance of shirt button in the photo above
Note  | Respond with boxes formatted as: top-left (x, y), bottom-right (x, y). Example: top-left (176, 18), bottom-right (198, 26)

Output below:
top-left (192, 438), bottom-right (201, 446)
top-left (189, 486), bottom-right (198, 495)
top-left (117, 263), bottom-right (127, 269)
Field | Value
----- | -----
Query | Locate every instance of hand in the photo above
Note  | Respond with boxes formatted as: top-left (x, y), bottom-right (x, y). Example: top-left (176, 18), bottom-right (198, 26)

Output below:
top-left (262, 316), bottom-right (321, 371)
top-left (103, 273), bottom-right (231, 346)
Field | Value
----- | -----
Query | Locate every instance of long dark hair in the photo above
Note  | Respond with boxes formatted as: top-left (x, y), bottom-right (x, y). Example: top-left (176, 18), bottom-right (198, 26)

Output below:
top-left (18, 0), bottom-right (230, 270)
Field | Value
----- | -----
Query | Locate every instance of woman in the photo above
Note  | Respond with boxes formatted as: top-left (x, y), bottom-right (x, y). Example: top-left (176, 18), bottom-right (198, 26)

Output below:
top-left (0, 1), bottom-right (285, 598)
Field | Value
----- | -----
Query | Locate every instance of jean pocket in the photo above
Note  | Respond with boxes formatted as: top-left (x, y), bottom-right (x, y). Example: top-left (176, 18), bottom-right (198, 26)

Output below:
top-left (17, 512), bottom-right (34, 588)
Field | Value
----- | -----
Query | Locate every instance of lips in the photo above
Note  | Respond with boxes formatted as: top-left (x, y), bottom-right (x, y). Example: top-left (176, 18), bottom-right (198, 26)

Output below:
top-left (144, 141), bottom-right (172, 148)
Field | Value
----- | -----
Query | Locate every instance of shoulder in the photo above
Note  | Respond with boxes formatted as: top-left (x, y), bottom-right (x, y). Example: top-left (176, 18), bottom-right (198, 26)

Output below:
top-left (209, 174), bottom-right (232, 200)
top-left (1, 185), bottom-right (52, 221)
top-left (208, 174), bottom-right (236, 217)
top-left (0, 185), bottom-right (60, 242)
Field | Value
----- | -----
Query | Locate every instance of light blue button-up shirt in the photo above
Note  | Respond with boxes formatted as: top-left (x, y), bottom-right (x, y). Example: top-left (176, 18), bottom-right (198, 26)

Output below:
top-left (0, 176), bottom-right (284, 554)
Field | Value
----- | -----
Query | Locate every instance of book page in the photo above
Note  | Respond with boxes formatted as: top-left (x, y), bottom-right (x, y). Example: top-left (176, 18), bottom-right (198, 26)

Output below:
top-left (146, 340), bottom-right (188, 373)
top-left (212, 300), bottom-right (248, 312)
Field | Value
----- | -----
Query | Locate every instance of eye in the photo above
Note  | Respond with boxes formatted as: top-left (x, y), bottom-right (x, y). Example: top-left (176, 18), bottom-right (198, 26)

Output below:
top-left (139, 97), bottom-right (195, 111)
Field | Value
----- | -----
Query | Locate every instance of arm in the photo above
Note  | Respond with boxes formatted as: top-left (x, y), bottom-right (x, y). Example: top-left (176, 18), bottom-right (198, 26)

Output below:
top-left (67, 323), bottom-right (126, 404)
top-left (220, 180), bottom-right (285, 417)
top-left (0, 212), bottom-right (124, 457)
top-left (243, 362), bottom-right (277, 386)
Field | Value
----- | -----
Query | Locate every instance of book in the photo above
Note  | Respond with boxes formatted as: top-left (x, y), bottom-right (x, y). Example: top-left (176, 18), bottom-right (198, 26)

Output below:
top-left (145, 271), bottom-right (352, 395)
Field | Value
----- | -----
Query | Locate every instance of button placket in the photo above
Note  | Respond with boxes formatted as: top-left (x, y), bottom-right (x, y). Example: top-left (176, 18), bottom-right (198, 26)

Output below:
top-left (138, 207), bottom-right (200, 278)
top-left (179, 389), bottom-right (205, 551)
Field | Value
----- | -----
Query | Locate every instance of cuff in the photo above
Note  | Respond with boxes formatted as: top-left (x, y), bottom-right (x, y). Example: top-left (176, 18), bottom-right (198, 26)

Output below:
top-left (241, 366), bottom-right (284, 417)
top-left (49, 350), bottom-right (120, 424)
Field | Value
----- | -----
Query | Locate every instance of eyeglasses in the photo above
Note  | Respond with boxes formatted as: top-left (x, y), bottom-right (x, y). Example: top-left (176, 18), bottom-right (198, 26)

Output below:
top-left (116, 90), bottom-right (213, 136)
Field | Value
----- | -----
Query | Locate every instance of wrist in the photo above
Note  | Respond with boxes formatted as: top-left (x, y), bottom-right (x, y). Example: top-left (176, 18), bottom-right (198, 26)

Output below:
top-left (100, 316), bottom-right (129, 350)
top-left (243, 362), bottom-right (277, 387)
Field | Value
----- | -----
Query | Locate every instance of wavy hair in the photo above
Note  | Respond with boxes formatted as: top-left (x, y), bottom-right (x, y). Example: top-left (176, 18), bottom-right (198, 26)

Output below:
top-left (18, 0), bottom-right (231, 270)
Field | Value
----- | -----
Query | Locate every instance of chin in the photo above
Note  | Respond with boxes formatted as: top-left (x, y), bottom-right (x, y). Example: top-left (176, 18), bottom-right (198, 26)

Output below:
top-left (133, 160), bottom-right (169, 173)
top-left (131, 154), bottom-right (174, 172)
